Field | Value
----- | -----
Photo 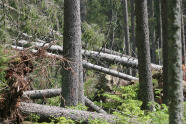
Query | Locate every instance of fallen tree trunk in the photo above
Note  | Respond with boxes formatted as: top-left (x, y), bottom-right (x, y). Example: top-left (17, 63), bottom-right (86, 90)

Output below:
top-left (19, 102), bottom-right (117, 123)
top-left (13, 40), bottom-right (63, 54)
top-left (22, 89), bottom-right (107, 114)
top-left (98, 48), bottom-right (123, 56)
top-left (13, 40), bottom-right (162, 70)
top-left (83, 61), bottom-right (139, 81)
top-left (12, 45), bottom-right (137, 81)
top-left (82, 50), bottom-right (162, 70)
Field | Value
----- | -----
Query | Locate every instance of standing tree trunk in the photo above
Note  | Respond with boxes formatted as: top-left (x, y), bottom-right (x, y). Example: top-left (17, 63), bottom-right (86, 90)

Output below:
top-left (123, 0), bottom-right (131, 75)
top-left (80, 0), bottom-right (87, 22)
top-left (168, 0), bottom-right (183, 123)
top-left (161, 0), bottom-right (169, 105)
top-left (148, 0), bottom-right (156, 63)
top-left (135, 0), bottom-right (154, 110)
top-left (181, 1), bottom-right (186, 65)
top-left (130, 0), bottom-right (136, 76)
top-left (154, 0), bottom-right (162, 64)
top-left (61, 0), bottom-right (84, 107)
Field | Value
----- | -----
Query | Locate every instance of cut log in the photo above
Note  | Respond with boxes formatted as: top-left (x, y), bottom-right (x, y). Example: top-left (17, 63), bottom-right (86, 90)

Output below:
top-left (19, 102), bottom-right (117, 123)
top-left (82, 50), bottom-right (162, 70)
top-left (22, 89), bottom-right (107, 114)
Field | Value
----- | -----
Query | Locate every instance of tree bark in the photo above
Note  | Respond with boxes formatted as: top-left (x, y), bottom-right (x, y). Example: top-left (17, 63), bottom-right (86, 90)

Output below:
top-left (154, 0), bottom-right (162, 64)
top-left (167, 0), bottom-right (184, 123)
top-left (181, 1), bottom-right (186, 65)
top-left (135, 0), bottom-right (154, 110)
top-left (130, 0), bottom-right (137, 76)
top-left (148, 0), bottom-right (156, 64)
top-left (123, 0), bottom-right (131, 75)
top-left (161, 0), bottom-right (169, 105)
top-left (62, 0), bottom-right (84, 107)
top-left (19, 102), bottom-right (117, 123)
top-left (123, 0), bottom-right (130, 56)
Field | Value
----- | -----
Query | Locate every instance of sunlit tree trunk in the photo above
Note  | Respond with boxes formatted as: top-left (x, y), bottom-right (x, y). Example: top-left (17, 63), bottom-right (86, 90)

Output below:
top-left (168, 0), bottom-right (183, 123)
top-left (135, 0), bottom-right (154, 111)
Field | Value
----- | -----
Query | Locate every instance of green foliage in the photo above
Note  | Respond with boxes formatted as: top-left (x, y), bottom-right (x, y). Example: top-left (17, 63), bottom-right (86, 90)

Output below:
top-left (49, 116), bottom-right (75, 124)
top-left (82, 22), bottom-right (105, 49)
top-left (88, 118), bottom-right (109, 124)
top-left (66, 103), bottom-right (88, 111)
top-left (94, 83), bottom-right (169, 124)
top-left (46, 96), bottom-right (61, 106)
top-left (0, 47), bottom-right (10, 93)
top-left (29, 114), bottom-right (40, 123)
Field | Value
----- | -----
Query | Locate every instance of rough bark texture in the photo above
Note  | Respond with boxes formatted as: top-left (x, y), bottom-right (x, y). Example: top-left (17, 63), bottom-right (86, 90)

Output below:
top-left (181, 1), bottom-right (186, 65)
top-left (82, 50), bottom-right (162, 70)
top-left (22, 89), bottom-right (106, 114)
top-left (168, 0), bottom-right (184, 123)
top-left (161, 0), bottom-right (169, 105)
top-left (135, 0), bottom-right (154, 110)
top-left (19, 102), bottom-right (116, 123)
top-left (148, 0), bottom-right (156, 63)
top-left (130, 0), bottom-right (137, 76)
top-left (62, 0), bottom-right (84, 107)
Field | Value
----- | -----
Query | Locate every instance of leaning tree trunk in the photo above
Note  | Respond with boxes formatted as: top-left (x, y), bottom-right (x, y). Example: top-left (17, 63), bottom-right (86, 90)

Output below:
top-left (161, 0), bottom-right (169, 105)
top-left (168, 0), bottom-right (184, 123)
top-left (62, 0), bottom-right (84, 107)
top-left (135, 0), bottom-right (154, 111)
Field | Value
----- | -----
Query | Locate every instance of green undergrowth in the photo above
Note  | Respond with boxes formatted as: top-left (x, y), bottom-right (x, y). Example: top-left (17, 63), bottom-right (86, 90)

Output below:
top-left (27, 83), bottom-right (173, 124)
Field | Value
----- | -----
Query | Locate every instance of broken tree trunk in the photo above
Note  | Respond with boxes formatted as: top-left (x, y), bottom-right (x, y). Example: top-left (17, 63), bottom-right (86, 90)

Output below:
top-left (13, 40), bottom-right (162, 70)
top-left (22, 89), bottom-right (107, 114)
top-left (12, 45), bottom-right (138, 81)
top-left (82, 50), bottom-right (162, 70)
top-left (19, 102), bottom-right (117, 123)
